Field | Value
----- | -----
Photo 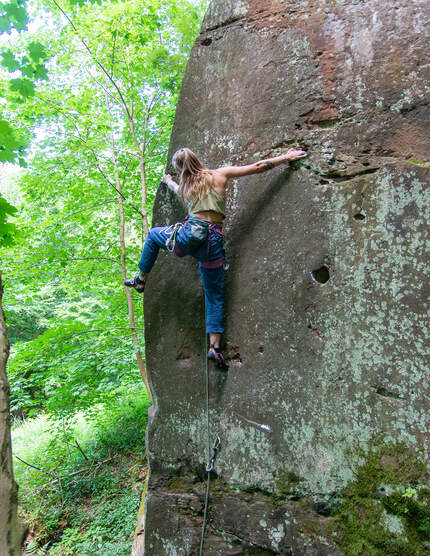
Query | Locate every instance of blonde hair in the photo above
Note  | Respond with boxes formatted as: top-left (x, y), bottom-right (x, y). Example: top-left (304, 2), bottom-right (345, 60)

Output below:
top-left (172, 148), bottom-right (213, 203)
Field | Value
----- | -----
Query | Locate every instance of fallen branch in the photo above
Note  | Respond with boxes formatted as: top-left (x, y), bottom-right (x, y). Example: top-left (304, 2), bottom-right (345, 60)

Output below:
top-left (74, 439), bottom-right (89, 461)
top-left (14, 455), bottom-right (57, 478)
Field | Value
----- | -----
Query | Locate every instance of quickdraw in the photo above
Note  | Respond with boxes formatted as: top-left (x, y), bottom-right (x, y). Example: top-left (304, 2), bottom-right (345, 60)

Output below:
top-left (205, 434), bottom-right (221, 473)
top-left (165, 223), bottom-right (182, 252)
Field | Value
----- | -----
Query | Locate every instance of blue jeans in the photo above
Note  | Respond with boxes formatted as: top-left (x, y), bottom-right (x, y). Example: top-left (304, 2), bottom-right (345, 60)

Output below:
top-left (138, 222), bottom-right (225, 334)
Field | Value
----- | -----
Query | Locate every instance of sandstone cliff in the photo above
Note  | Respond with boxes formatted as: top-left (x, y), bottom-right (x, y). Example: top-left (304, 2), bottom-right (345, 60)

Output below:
top-left (135, 1), bottom-right (430, 553)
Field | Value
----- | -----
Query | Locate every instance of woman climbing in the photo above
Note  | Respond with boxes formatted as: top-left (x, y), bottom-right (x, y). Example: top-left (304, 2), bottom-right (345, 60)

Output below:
top-left (124, 147), bottom-right (307, 370)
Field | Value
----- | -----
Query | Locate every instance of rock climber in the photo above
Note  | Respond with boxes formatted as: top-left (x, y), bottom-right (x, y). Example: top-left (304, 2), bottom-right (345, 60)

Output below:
top-left (124, 147), bottom-right (307, 370)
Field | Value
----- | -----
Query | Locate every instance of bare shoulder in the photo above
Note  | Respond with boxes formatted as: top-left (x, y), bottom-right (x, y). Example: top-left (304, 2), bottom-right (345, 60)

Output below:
top-left (208, 168), bottom-right (228, 195)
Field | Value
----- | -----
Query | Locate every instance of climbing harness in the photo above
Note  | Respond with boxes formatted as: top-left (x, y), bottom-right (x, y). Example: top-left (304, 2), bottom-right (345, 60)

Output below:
top-left (166, 216), bottom-right (226, 269)
top-left (200, 221), bottom-right (225, 269)
top-left (199, 319), bottom-right (221, 555)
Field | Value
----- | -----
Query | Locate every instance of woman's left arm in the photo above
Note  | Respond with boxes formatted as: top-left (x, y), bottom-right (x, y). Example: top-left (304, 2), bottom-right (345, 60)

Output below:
top-left (216, 148), bottom-right (307, 179)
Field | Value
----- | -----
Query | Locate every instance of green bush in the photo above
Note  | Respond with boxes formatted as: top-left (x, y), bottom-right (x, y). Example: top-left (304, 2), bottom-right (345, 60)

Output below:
top-left (13, 387), bottom-right (151, 554)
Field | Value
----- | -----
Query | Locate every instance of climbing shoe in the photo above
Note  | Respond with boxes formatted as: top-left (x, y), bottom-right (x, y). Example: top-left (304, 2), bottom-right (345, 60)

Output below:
top-left (123, 274), bottom-right (146, 293)
top-left (207, 345), bottom-right (229, 371)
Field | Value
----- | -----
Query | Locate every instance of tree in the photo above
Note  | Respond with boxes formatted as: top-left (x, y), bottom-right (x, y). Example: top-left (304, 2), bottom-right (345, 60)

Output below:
top-left (1, 0), bottom-right (206, 415)
top-left (0, 272), bottom-right (23, 555)
top-left (0, 0), bottom-right (47, 548)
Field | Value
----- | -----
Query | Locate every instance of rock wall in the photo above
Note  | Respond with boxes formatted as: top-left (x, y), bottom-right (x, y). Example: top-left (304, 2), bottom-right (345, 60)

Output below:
top-left (137, 1), bottom-right (430, 554)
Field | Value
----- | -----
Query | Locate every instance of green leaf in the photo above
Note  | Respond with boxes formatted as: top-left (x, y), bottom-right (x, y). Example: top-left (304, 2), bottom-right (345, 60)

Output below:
top-left (4, 1), bottom-right (27, 31)
top-left (1, 49), bottom-right (20, 71)
top-left (33, 63), bottom-right (48, 80)
top-left (0, 194), bottom-right (18, 246)
top-left (0, 14), bottom-right (9, 31)
top-left (21, 63), bottom-right (34, 77)
top-left (0, 195), bottom-right (18, 216)
top-left (28, 41), bottom-right (46, 63)
top-left (0, 118), bottom-right (13, 136)
top-left (0, 116), bottom-right (28, 162)
top-left (9, 77), bottom-right (34, 98)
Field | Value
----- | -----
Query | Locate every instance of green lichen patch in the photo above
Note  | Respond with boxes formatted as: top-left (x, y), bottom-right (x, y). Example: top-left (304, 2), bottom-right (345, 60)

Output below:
top-left (331, 440), bottom-right (430, 555)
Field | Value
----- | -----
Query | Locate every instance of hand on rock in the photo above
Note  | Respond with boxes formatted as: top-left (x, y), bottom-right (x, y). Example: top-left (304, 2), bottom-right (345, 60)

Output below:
top-left (162, 174), bottom-right (172, 183)
top-left (285, 148), bottom-right (307, 161)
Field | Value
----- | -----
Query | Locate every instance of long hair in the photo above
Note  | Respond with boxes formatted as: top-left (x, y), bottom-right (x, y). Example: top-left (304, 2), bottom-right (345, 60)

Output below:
top-left (172, 148), bottom-right (213, 203)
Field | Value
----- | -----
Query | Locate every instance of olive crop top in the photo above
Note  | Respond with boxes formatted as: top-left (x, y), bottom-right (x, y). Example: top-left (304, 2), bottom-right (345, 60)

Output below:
top-left (190, 187), bottom-right (226, 217)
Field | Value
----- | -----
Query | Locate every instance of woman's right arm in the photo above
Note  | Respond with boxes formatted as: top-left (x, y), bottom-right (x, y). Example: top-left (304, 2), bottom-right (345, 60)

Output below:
top-left (162, 174), bottom-right (179, 194)
top-left (216, 148), bottom-right (307, 179)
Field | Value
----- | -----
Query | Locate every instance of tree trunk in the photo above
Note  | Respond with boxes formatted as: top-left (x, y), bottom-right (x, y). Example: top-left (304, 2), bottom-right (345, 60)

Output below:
top-left (105, 94), bottom-right (152, 399)
top-left (115, 166), bottom-right (152, 398)
top-left (0, 272), bottom-right (23, 555)
top-left (128, 100), bottom-right (150, 239)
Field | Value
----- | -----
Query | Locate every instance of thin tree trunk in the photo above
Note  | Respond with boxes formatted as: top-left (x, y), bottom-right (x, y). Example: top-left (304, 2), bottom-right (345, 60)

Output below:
top-left (128, 99), bottom-right (150, 240)
top-left (139, 154), bottom-right (149, 240)
top-left (0, 272), bottom-right (24, 555)
top-left (105, 95), bottom-right (151, 399)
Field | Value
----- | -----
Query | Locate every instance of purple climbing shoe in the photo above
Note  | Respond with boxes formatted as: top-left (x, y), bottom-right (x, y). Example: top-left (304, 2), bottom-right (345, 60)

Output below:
top-left (207, 345), bottom-right (229, 371)
top-left (123, 274), bottom-right (146, 293)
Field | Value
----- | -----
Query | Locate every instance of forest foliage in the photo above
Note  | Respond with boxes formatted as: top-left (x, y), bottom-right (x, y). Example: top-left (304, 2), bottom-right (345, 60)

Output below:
top-left (1, 0), bottom-right (206, 551)
top-left (1, 0), bottom-right (205, 414)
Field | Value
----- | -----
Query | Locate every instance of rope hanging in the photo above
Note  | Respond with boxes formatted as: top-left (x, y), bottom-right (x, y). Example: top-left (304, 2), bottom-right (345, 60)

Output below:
top-left (199, 311), bottom-right (221, 555)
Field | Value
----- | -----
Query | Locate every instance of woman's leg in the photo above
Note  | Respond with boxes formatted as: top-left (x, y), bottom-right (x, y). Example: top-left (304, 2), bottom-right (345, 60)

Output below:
top-left (210, 333), bottom-right (222, 349)
top-left (138, 226), bottom-right (173, 274)
top-left (198, 265), bottom-right (224, 335)
top-left (199, 265), bottom-right (228, 370)
top-left (125, 226), bottom-right (174, 292)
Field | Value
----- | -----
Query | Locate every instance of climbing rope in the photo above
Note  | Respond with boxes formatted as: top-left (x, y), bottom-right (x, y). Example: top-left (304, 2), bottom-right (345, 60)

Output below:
top-left (199, 318), bottom-right (221, 555)
top-left (199, 434), bottom-right (221, 555)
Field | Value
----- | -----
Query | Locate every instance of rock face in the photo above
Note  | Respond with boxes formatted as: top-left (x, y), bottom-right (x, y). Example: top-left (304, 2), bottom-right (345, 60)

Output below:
top-left (138, 1), bottom-right (430, 554)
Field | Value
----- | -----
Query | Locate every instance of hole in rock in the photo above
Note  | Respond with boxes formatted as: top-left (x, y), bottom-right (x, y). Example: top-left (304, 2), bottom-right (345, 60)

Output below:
top-left (232, 352), bottom-right (242, 363)
top-left (354, 213), bottom-right (366, 221)
top-left (311, 265), bottom-right (330, 284)
top-left (176, 346), bottom-right (191, 360)
top-left (258, 346), bottom-right (264, 354)
top-left (375, 386), bottom-right (404, 400)
top-left (201, 37), bottom-right (212, 46)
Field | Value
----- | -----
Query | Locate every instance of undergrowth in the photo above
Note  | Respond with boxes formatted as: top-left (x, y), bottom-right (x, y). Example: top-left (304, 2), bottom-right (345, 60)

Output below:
top-left (13, 386), bottom-right (151, 555)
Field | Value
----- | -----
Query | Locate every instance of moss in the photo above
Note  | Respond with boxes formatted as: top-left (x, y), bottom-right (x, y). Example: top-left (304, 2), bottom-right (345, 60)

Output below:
top-left (209, 476), bottom-right (231, 499)
top-left (272, 469), bottom-right (305, 502)
top-left (168, 476), bottom-right (190, 492)
top-left (383, 487), bottom-right (430, 543)
top-left (409, 158), bottom-right (430, 167)
top-left (330, 439), bottom-right (430, 555)
top-left (133, 473), bottom-right (149, 540)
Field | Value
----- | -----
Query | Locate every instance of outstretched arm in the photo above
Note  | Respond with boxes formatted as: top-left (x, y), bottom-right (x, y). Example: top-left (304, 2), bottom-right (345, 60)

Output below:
top-left (162, 174), bottom-right (179, 194)
top-left (216, 148), bottom-right (307, 179)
